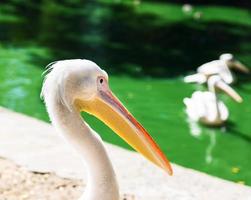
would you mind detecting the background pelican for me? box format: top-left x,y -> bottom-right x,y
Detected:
41,59 -> 172,200
184,53 -> 249,84
184,75 -> 243,126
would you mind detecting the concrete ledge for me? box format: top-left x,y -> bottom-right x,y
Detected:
0,107 -> 250,200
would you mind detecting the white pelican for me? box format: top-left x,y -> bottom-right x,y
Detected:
184,53 -> 249,84
182,4 -> 193,14
184,75 -> 243,126
41,59 -> 172,200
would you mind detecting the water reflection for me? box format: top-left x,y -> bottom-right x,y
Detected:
186,117 -> 201,138
205,129 -> 216,164
186,117 -> 219,164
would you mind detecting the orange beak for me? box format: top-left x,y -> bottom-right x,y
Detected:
75,79 -> 173,175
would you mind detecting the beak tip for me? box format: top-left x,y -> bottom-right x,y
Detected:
236,96 -> 243,103
168,169 -> 173,176
166,169 -> 173,176
163,162 -> 173,176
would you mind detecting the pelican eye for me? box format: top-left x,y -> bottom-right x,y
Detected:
99,78 -> 104,84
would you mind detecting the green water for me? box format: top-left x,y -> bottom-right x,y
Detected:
1,0 -> 251,186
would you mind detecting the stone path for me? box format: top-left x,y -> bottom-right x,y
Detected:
0,107 -> 250,200
0,158 -> 83,200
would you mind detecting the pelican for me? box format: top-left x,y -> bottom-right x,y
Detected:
184,75 -> 243,126
184,53 -> 249,84
41,59 -> 172,200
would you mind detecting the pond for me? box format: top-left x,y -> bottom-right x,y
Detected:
0,0 -> 251,186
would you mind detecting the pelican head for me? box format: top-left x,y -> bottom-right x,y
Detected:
42,59 -> 172,175
207,75 -> 243,103
220,53 -> 249,74
219,53 -> 234,62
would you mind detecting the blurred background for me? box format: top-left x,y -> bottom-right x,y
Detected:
0,0 -> 251,186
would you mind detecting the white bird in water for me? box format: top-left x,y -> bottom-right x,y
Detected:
184,53 -> 249,84
41,59 -> 172,200
184,75 -> 243,126
182,4 -> 193,14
